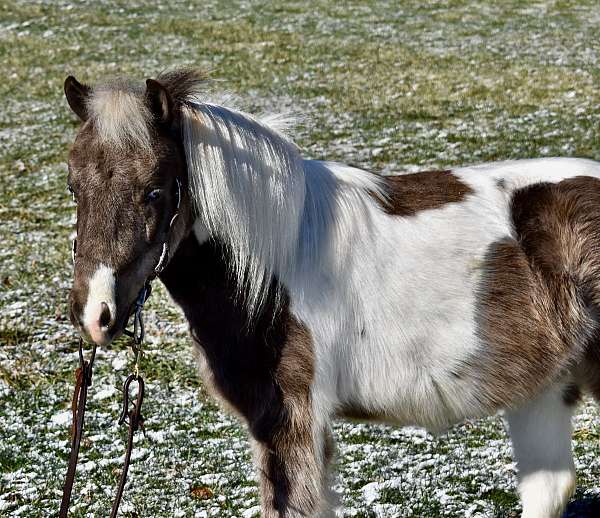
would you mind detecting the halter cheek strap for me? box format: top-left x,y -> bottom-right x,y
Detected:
153,178 -> 181,276
123,177 -> 182,345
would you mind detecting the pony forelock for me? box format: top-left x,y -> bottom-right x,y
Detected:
87,80 -> 153,152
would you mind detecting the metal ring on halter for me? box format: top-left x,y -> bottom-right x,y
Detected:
153,178 -> 181,276
123,282 -> 150,345
168,213 -> 179,229
132,283 -> 149,345
132,304 -> 144,346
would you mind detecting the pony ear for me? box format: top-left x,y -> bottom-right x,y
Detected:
64,76 -> 91,121
145,78 -> 174,127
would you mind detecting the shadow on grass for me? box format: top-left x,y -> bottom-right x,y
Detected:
565,496 -> 600,518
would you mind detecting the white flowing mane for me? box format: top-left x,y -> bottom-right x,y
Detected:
85,76 -> 384,318
181,100 -> 384,317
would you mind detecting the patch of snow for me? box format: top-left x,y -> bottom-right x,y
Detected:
361,481 -> 381,505
50,410 -> 71,427
242,505 -> 261,517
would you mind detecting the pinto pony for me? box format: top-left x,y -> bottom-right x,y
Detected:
64,69 -> 600,518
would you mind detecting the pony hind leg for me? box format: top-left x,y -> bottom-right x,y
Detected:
506,385 -> 576,518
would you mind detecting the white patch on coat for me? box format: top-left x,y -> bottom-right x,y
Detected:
82,264 -> 116,344
182,94 -> 600,432
87,82 -> 153,152
192,219 -> 210,245
294,158 -> 600,431
290,160 -> 501,430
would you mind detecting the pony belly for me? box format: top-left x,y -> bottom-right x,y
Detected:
297,284 -> 488,431
331,334 -> 489,431
293,222 -> 530,429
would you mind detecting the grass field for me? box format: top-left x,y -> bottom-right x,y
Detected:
1,1 -> 600,516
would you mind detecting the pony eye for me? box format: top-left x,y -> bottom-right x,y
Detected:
145,189 -> 162,203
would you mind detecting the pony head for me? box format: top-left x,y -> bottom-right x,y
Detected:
63,71 -> 202,345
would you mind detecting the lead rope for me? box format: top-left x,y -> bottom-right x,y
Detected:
59,339 -> 96,518
59,179 -> 181,517
109,279 -> 150,517
109,369 -> 145,517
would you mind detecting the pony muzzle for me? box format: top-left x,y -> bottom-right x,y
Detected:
76,264 -> 118,346
84,301 -> 114,344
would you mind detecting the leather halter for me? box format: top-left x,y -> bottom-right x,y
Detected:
59,177 -> 182,517
123,177 -> 182,344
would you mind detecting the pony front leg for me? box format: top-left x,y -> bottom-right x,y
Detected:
251,422 -> 335,517
506,385 -> 576,518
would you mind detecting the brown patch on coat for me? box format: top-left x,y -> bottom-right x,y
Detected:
587,331 -> 600,401
585,358 -> 600,403
375,170 -> 473,216
574,331 -> 600,403
475,177 -> 600,410
161,235 -> 325,516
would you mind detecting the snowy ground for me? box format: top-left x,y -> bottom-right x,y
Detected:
1,1 -> 599,516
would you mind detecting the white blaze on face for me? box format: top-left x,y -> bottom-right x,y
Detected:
82,264 -> 116,345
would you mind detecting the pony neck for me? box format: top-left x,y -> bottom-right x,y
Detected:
181,101 -> 382,318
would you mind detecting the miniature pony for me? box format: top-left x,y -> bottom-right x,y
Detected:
64,69 -> 600,517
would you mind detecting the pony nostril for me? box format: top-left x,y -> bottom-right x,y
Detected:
99,302 -> 112,329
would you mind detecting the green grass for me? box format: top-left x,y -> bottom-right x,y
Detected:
1,0 -> 600,516
483,488 -> 520,512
